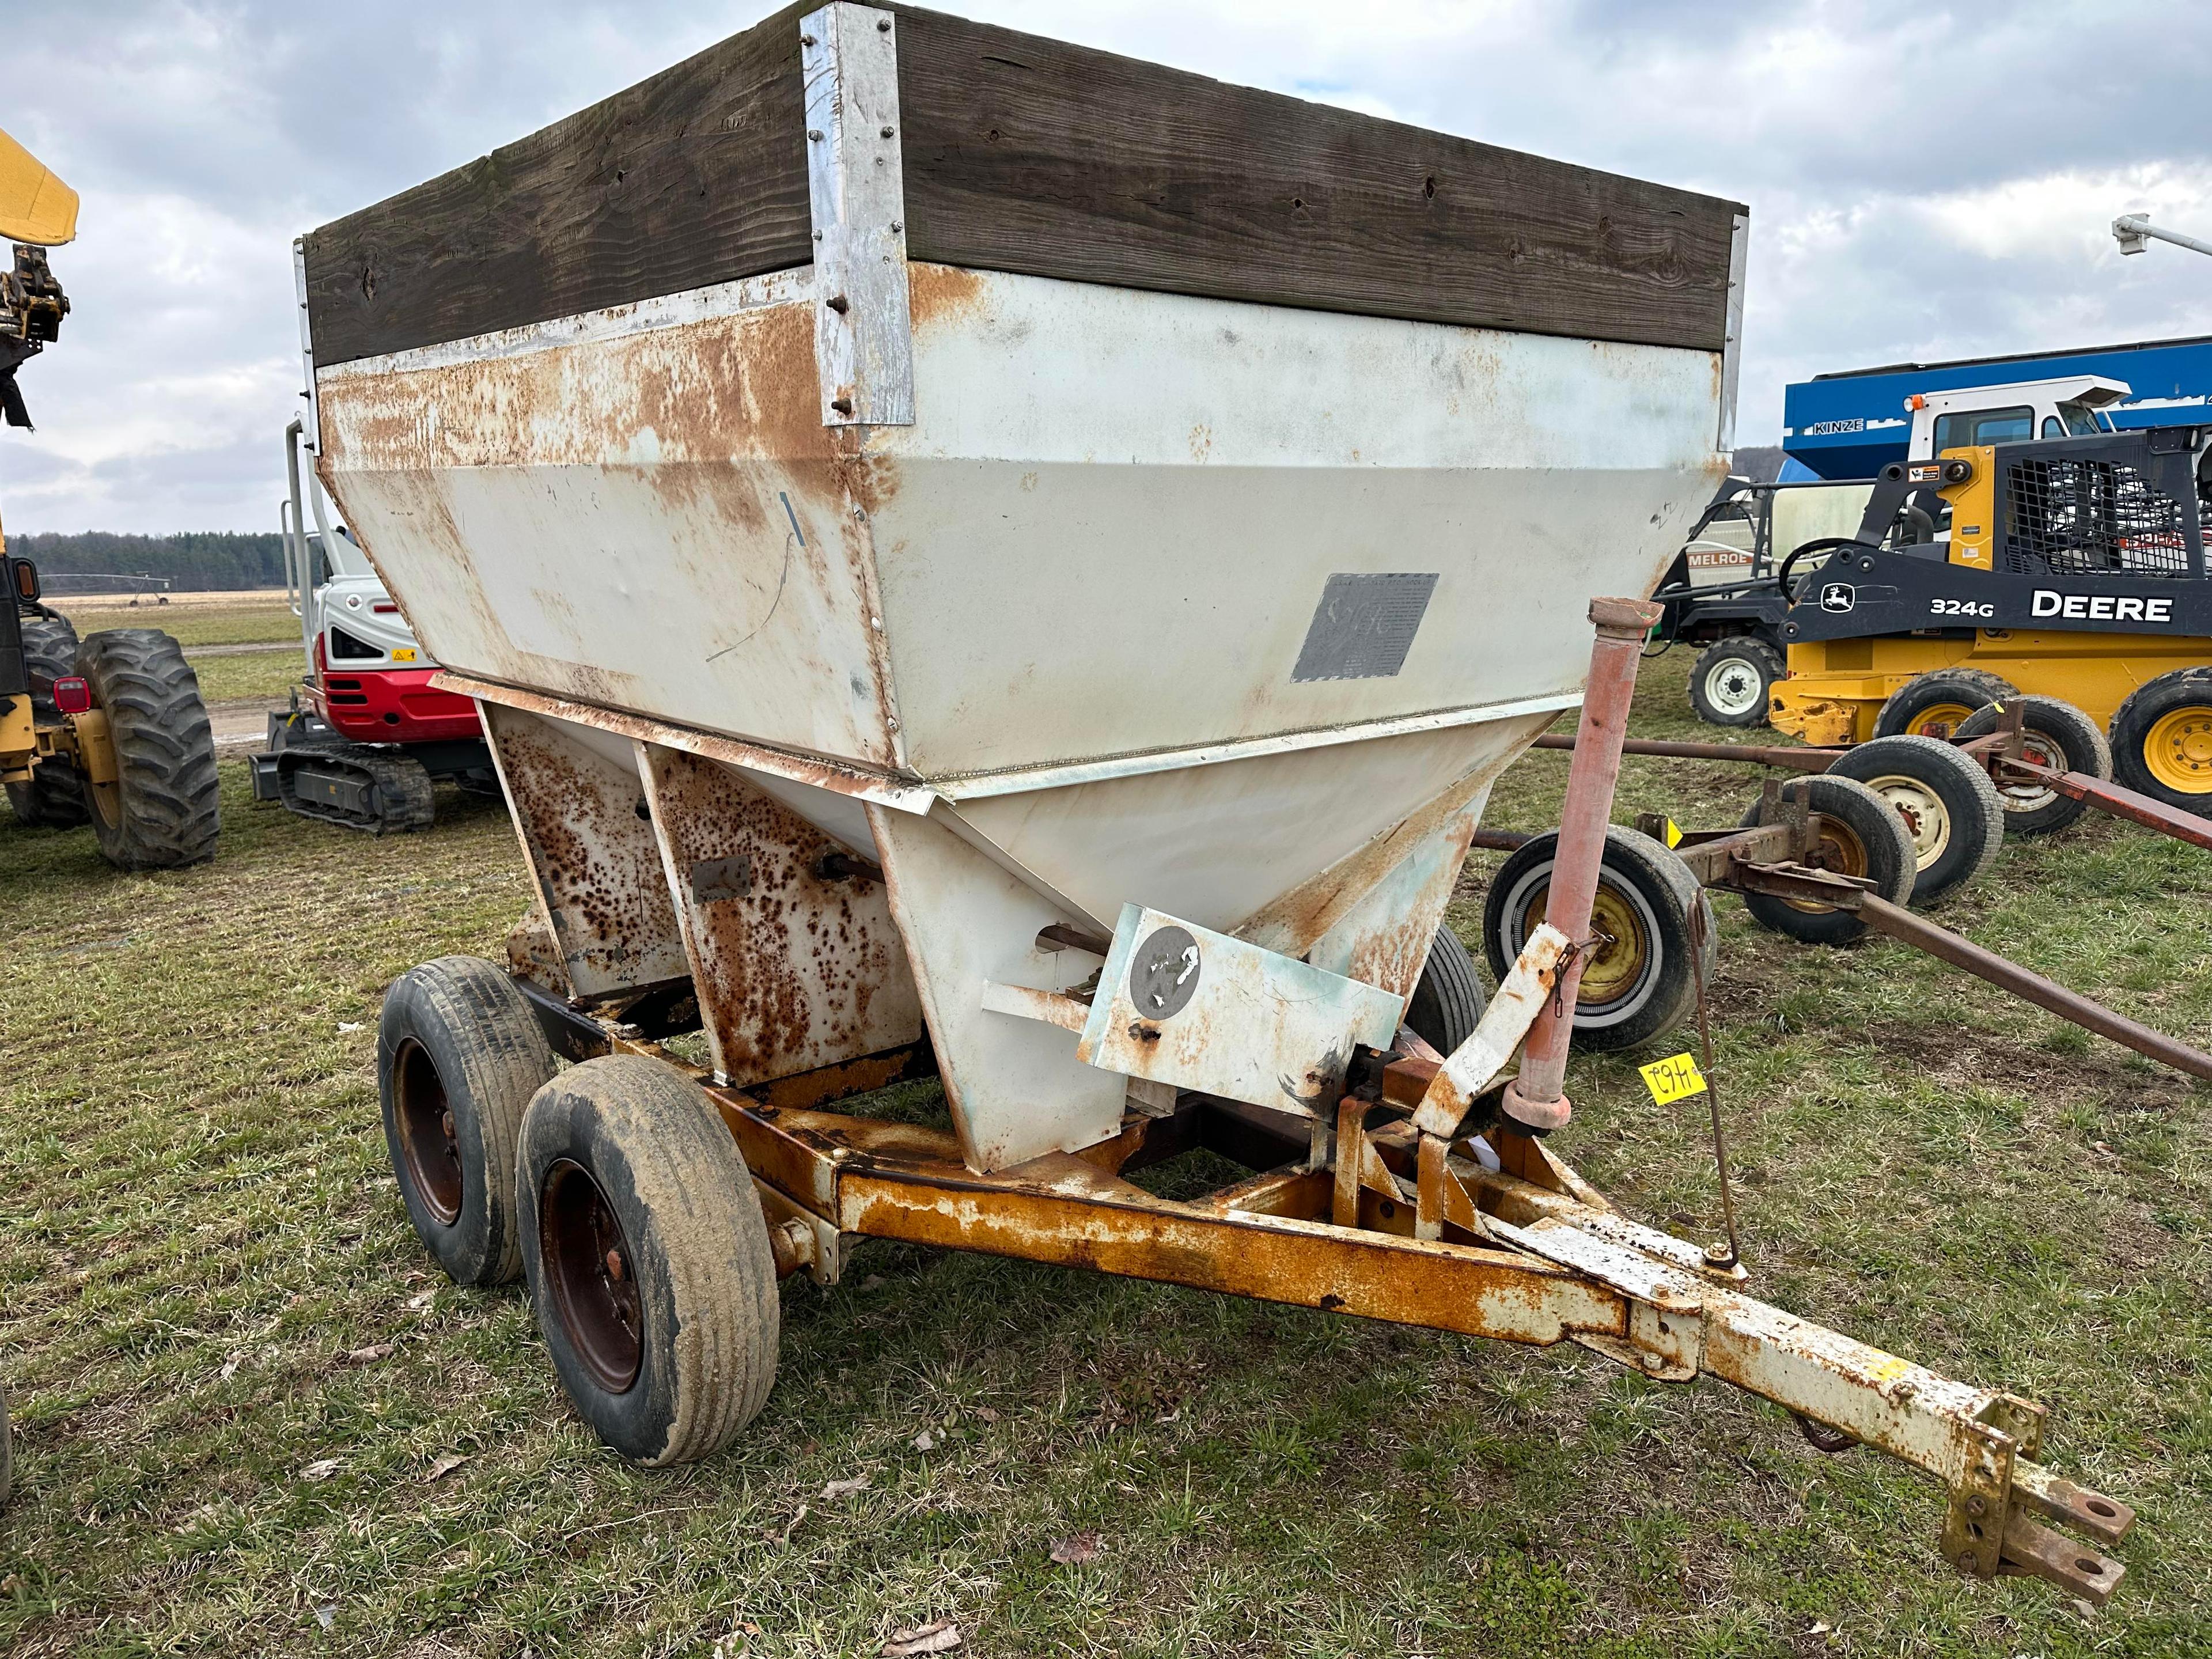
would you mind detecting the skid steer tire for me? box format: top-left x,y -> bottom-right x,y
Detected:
2105,671 -> 2212,820
1871,669 -> 2014,741
5,615 -> 88,827
1954,695 -> 2111,837
1483,826 -> 1714,1052
1688,635 -> 1783,728
76,629 -> 218,869
1827,733 -> 2003,904
518,1056 -> 781,1467
1404,928 -> 1487,1055
379,956 -> 559,1287
1736,774 -> 1915,946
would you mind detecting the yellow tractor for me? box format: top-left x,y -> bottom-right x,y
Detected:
1768,422 -> 2212,831
0,127 -> 218,868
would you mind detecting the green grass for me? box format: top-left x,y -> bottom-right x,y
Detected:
2,650 -> 2210,1656
54,600 -> 299,650
184,649 -> 305,706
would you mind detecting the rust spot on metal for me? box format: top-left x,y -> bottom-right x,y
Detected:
904,262 -> 989,330
642,745 -> 923,1088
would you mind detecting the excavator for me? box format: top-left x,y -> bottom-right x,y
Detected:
0,127 -> 218,869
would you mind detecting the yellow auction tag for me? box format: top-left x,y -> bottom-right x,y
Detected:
1662,816 -> 1683,849
391,647 -> 418,661
1639,1051 -> 1707,1105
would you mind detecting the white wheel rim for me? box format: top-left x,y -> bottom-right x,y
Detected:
1703,657 -> 1766,717
1863,774 -> 1950,868
1993,734 -> 2062,812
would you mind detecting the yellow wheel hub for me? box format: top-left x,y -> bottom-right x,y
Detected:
1906,702 -> 1977,740
2144,706 -> 2212,794
1521,880 -> 1650,1007
1785,816 -> 1868,912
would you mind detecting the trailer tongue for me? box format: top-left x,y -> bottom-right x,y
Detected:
304,1 -> 2135,1602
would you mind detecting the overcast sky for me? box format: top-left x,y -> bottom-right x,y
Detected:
2,0 -> 2207,533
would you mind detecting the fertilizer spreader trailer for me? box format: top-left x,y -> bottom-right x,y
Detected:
302,3 -> 2137,1604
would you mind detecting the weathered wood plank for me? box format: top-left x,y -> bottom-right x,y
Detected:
892,8 -> 1739,351
302,1 -> 815,366
303,2 -> 1743,365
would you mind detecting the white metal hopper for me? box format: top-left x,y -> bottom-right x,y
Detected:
303,1 -> 1745,1172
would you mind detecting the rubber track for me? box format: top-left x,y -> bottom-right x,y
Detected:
78,629 -> 219,868
278,743 -> 435,834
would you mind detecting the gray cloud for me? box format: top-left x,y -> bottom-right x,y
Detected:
2,0 -> 2207,532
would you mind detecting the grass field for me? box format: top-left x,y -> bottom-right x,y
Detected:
2,652 -> 2209,1657
48,597 -> 302,706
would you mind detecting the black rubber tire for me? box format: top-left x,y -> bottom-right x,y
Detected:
1482,825 -> 1715,1052
2108,669 -> 2212,821
378,955 -> 559,1287
1404,927 -> 1487,1054
517,1055 -> 781,1467
75,629 -> 219,869
5,615 -> 89,827
1688,635 -> 1783,728
1954,695 -> 2112,836
1736,774 -> 1915,945
1826,733 -> 2004,904
1871,669 -> 2015,740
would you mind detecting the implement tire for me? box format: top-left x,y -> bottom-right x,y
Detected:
1737,774 -> 1915,945
76,629 -> 219,868
379,956 -> 559,1287
1404,928 -> 1487,1054
1483,825 -> 1713,1052
1955,695 -> 2111,836
1688,635 -> 1783,728
1827,733 -> 2004,904
5,615 -> 89,827
2108,669 -> 2212,821
518,1056 -> 782,1467
1872,669 -> 2014,741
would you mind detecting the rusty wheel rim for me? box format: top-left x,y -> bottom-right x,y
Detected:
1993,732 -> 2065,812
392,1036 -> 463,1226
1783,814 -> 1869,913
1905,701 -> 1978,740
541,1158 -> 643,1394
1515,877 -> 1655,1017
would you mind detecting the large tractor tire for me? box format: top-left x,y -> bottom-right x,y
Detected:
1687,635 -> 1783,728
1482,825 -> 1714,1052
1825,733 -> 2004,904
76,629 -> 219,869
1954,695 -> 2111,837
518,1056 -> 782,1466
2109,669 -> 2212,821
5,613 -> 89,827
1872,669 -> 2014,741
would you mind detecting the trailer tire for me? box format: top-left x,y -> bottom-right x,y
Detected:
1826,733 -> 2004,904
5,615 -> 88,827
1871,669 -> 2013,741
1482,826 -> 1714,1052
1955,695 -> 2111,836
1736,774 -> 1915,945
378,955 -> 558,1287
1404,928 -> 1487,1054
75,629 -> 219,868
518,1056 -> 780,1467
1688,636 -> 1783,727
2107,670 -> 2212,820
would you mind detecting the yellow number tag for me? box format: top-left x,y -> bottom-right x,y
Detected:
390,647 -> 418,662
1638,1052 -> 1707,1105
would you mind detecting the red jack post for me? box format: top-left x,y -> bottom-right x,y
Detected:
1501,596 -> 1662,1132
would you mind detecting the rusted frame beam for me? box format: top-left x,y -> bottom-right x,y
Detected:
1534,730 -> 1836,772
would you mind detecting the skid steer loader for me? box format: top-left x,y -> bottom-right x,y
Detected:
1,127 -> 218,868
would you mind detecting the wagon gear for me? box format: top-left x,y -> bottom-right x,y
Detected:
338,3 -> 2131,1603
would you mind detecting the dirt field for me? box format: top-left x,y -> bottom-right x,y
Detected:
1,654 -> 2207,1657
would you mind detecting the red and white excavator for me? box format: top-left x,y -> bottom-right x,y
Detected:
249,420 -> 495,831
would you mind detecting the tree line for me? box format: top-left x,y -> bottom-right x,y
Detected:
7,530 -> 287,593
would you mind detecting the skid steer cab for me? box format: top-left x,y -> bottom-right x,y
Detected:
1769,418 -> 2212,818
249,421 -> 497,832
